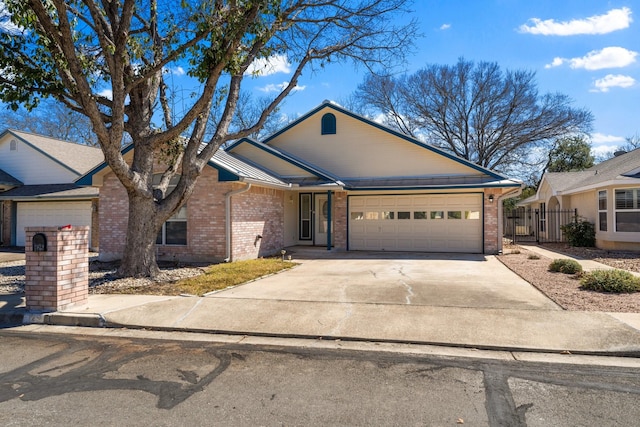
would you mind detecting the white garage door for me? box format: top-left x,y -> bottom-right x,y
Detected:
349,194 -> 483,253
16,201 -> 92,247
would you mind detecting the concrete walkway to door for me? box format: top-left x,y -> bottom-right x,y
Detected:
215,250 -> 561,311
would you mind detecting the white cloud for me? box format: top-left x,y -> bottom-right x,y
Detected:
545,57 -> 566,69
545,47 -> 638,70
591,132 -> 626,144
440,23 -> 451,30
258,81 -> 305,93
246,54 -> 291,76
520,7 -> 632,36
591,74 -> 636,92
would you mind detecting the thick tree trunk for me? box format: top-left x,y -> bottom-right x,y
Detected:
117,194 -> 162,278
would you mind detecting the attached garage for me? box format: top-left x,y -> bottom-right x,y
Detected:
16,201 -> 92,247
348,194 -> 483,253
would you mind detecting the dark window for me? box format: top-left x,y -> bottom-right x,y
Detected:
299,193 -> 312,240
321,113 -> 336,135
398,211 -> 411,219
153,174 -> 187,245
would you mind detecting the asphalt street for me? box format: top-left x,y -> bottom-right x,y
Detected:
1,328 -> 639,426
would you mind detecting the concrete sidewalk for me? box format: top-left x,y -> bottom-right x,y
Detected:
2,293 -> 639,356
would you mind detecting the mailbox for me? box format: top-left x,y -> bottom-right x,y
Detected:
32,233 -> 47,252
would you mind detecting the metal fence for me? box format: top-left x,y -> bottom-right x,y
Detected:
503,208 -> 577,244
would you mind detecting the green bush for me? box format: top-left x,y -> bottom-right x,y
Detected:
580,269 -> 640,293
549,259 -> 583,275
528,254 -> 540,260
561,217 -> 595,247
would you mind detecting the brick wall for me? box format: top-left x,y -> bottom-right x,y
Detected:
484,190 -> 500,254
231,185 -> 284,260
98,172 -> 129,261
98,165 -> 286,263
24,226 -> 89,312
332,191 -> 347,250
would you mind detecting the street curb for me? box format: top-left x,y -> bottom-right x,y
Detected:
100,319 -> 640,358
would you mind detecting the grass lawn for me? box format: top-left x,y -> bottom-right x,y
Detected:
177,257 -> 297,296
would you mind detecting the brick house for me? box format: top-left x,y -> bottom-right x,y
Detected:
79,101 -> 522,263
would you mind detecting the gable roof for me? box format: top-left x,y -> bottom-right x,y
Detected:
520,148 -> 640,206
1,129 -> 104,176
77,101 -> 522,191
262,101 -> 515,183
544,148 -> 640,195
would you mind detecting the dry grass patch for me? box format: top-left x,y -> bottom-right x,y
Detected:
176,258 -> 297,296
89,257 -> 297,296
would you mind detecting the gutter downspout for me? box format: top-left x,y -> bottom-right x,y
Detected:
225,183 -> 252,262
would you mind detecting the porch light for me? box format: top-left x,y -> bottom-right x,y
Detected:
488,194 -> 494,203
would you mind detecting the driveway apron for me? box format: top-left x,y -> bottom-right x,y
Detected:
210,252 -> 560,311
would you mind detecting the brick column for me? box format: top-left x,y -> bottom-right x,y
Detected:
24,226 -> 89,312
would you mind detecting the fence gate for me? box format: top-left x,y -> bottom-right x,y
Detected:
503,208 -> 577,244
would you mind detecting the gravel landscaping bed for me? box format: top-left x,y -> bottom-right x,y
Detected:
498,245 -> 640,313
0,260 -> 205,295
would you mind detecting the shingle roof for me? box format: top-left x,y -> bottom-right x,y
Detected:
0,169 -> 23,186
543,148 -> 640,194
567,147 -> 640,190
0,183 -> 98,200
7,129 -> 104,175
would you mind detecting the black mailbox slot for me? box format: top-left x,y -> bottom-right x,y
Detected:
33,233 -> 47,252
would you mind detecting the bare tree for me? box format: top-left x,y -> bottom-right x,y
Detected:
354,58 -> 593,177
0,100 -> 98,145
0,0 -> 416,277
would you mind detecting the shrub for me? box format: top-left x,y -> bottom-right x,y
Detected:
549,259 -> 583,275
561,217 -> 595,247
580,269 -> 640,293
528,254 -> 540,260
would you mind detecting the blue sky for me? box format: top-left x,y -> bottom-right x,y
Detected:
238,1 -> 639,155
1,1 -> 637,155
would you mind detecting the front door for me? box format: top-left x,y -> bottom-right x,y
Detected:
314,194 -> 334,246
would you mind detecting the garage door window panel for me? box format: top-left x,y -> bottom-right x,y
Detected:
414,211 -> 427,219
448,211 -> 462,220
398,211 -> 411,219
431,211 -> 444,220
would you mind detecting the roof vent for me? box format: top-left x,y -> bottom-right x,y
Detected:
614,150 -> 627,157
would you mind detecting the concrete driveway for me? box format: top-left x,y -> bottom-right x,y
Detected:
211,250 -> 560,311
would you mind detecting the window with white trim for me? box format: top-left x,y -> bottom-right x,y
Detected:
153,175 -> 187,245
615,188 -> 640,232
598,190 -> 607,232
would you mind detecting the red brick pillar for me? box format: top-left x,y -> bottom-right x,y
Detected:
24,226 -> 89,312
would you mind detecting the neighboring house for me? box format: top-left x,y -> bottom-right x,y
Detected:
79,101 -> 522,263
0,129 -> 104,249
518,148 -> 640,251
